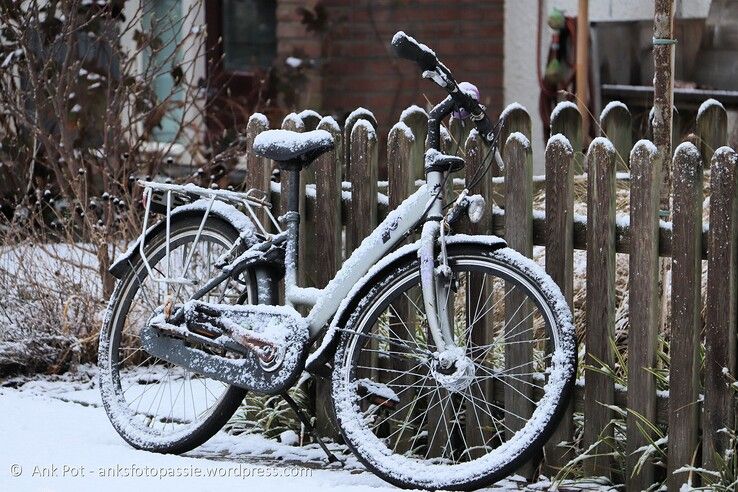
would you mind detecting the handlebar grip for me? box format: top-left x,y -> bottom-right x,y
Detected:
391,31 -> 437,71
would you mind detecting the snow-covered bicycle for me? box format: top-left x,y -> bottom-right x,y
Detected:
98,31 -> 576,490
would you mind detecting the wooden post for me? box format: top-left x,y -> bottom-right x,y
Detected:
244,113 -> 271,223
653,0 -> 676,213
299,111 -> 322,288
385,121 -> 416,452
696,98 -> 728,167
626,140 -> 661,489
503,131 -> 534,476
543,134 -> 575,471
703,146 -> 738,469
463,129 -> 496,458
399,105 -> 428,182
344,108 -> 377,178
313,116 -> 343,439
584,137 -> 616,478
599,102 -> 632,171
499,103 -> 532,158
551,101 -> 583,173
576,0 -> 590,138
347,119 -> 378,253
667,142 -> 703,491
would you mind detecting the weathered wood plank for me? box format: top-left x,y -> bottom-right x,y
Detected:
347,119 -> 378,253
313,116 -> 342,439
543,134 -> 576,471
344,108 -> 377,178
703,146 -> 738,469
499,103 -> 532,160
503,131 -> 535,476
400,105 -> 428,182
550,101 -> 583,173
244,113 -> 271,225
667,142 -> 703,491
463,129 -> 496,458
626,140 -> 661,489
695,98 -> 727,166
599,102 -> 632,171
583,137 -> 617,478
386,120 -> 417,453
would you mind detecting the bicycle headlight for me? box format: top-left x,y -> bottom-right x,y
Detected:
467,194 -> 485,223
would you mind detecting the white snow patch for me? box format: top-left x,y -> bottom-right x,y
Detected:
588,136 -> 616,154
599,100 -> 628,122
551,101 -> 578,122
697,98 -> 724,119
399,104 -> 427,122
547,133 -> 573,155
350,119 -> 376,140
500,102 -> 528,122
318,116 -> 341,133
248,112 -> 269,129
506,131 -> 530,148
390,121 -> 414,141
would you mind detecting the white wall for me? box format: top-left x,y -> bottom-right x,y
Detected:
503,0 -> 712,173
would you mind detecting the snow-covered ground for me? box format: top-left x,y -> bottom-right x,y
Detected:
0,368 -> 612,491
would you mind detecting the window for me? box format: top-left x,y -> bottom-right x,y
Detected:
221,0 -> 277,72
144,0 -> 184,143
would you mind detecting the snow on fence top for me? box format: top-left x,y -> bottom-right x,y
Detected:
600,100 -> 628,121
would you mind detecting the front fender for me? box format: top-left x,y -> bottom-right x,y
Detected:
304,233 -> 507,373
109,199 -> 259,279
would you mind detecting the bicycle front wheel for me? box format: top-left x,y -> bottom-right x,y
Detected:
331,244 -> 576,490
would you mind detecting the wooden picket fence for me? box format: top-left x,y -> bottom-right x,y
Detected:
241,99 -> 737,490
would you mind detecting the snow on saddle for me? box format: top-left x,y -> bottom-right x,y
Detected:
252,129 -> 334,168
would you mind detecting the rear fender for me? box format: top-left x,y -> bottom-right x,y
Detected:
109,199 -> 259,279
304,233 -> 507,373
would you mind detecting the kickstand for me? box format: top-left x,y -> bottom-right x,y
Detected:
280,391 -> 343,466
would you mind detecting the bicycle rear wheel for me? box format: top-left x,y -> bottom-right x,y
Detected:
99,215 -> 256,454
331,244 -> 576,490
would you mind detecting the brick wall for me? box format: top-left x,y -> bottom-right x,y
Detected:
276,0 -> 505,132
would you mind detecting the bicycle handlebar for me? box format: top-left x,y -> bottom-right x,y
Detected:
391,31 -> 496,144
391,31 -> 438,72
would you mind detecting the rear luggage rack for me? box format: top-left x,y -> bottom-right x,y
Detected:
136,180 -> 281,286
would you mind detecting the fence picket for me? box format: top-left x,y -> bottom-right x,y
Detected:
244,113 -> 270,224
667,142 -> 703,491
385,121 -> 416,452
400,105 -> 428,181
503,131 -> 534,476
696,99 -> 727,166
599,102 -> 632,171
551,101 -> 583,173
543,134 -> 575,471
499,103 -> 532,159
584,137 -> 617,478
626,140 -> 661,489
313,116 -> 343,439
703,146 -> 738,469
348,119 -> 378,253
344,108 -> 377,178
463,129 -> 495,458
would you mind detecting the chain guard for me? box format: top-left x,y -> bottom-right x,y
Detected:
139,301 -> 309,395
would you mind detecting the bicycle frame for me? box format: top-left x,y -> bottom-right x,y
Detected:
127,95 -> 462,359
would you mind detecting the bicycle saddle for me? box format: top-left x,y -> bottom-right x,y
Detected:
253,129 -> 335,169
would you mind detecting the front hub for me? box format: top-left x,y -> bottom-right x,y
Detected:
431,348 -> 476,393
